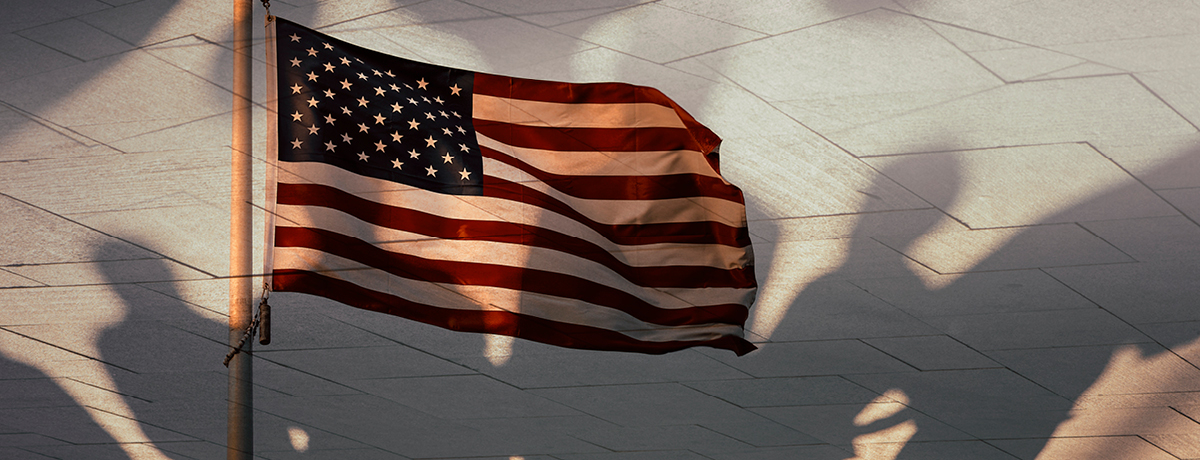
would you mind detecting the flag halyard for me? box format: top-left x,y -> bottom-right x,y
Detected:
268,17 -> 758,356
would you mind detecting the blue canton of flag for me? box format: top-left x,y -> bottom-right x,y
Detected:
276,20 -> 482,195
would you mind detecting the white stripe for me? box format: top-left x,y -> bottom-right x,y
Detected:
277,161 -> 753,269
276,205 -> 755,307
472,94 -> 687,129
275,247 -> 747,343
484,157 -> 746,227
476,133 -> 722,179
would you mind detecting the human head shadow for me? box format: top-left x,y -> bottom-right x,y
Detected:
90,238 -> 236,459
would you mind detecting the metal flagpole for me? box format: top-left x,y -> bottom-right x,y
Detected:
229,0 -> 254,457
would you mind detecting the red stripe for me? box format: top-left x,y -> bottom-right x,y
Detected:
481,176 -> 750,248
276,226 -> 751,327
279,182 -> 750,248
273,269 -> 757,356
473,73 -> 722,170
480,146 -> 745,204
473,120 -> 704,153
277,183 -> 756,290
475,73 -> 675,105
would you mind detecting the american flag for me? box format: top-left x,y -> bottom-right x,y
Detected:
266,17 -> 758,355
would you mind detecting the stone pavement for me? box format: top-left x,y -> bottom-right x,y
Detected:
2,1 -> 1199,459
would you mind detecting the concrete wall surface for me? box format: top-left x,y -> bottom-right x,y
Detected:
1,1 -> 1198,459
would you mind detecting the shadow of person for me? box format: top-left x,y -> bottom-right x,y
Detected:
962,142 -> 1200,459
87,239 -> 233,459
0,341 -> 124,458
759,142 -> 1200,459
758,153 -> 1032,458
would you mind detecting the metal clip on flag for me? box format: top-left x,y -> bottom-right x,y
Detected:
264,17 -> 758,356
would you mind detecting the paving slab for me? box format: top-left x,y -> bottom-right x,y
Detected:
0,283 -> 184,326
757,208 -> 954,244
1162,187 -> 1200,222
897,0 -> 1200,46
753,402 -> 974,446
852,269 -> 1095,317
0,33 -> 79,84
552,3 -> 766,64
695,9 -> 999,104
77,0 -> 233,46
258,345 -> 473,381
1051,34 -> 1200,73
750,279 -> 940,342
723,132 -> 930,221
989,344 -> 1200,399
1080,216 -> 1200,263
259,447 -> 413,460
863,335 -> 998,371
452,347 -> 747,389
1137,68 -> 1200,129
458,0 -> 656,28
699,339 -> 915,378
0,150 -> 230,216
22,443 -> 186,460
828,76 -> 1196,156
7,320 -> 228,374
0,104 -> 113,162
0,434 -> 64,448
1047,259 -> 1200,324
254,394 -> 482,457
0,0 -> 112,34
705,445 -> 853,460
6,257 -> 206,286
1137,322 -> 1200,366
569,424 -> 753,454
0,269 -> 41,288
871,440 -> 1020,460
1048,406 -> 1200,438
1141,433 -> 1200,460
356,15 -> 589,77
531,383 -> 763,427
683,375 -> 879,408
1091,133 -> 1200,190
925,308 -> 1149,351
355,374 -> 579,419
863,143 -> 1178,229
919,20 -> 1028,52
700,419 -> 824,447
556,451 -> 715,460
876,224 -> 1133,274
0,194 -> 157,266
846,369 -> 1073,439
967,46 -> 1085,82
662,0 -> 894,35
0,50 -> 229,146
991,436 -> 1178,460
16,18 -> 133,62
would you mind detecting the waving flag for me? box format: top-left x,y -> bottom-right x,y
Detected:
266,17 -> 757,355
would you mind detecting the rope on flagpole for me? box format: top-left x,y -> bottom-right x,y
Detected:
223,287 -> 271,367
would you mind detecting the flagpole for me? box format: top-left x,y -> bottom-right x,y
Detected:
228,0 -> 254,458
